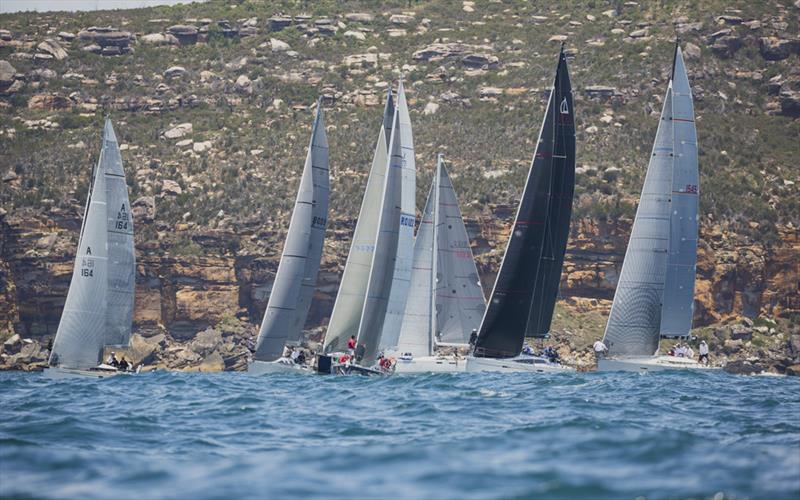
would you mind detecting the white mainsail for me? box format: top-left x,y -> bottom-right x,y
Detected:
357,81 -> 416,365
254,103 -> 329,361
603,46 -> 698,356
376,81 -> 416,352
660,46 -> 698,337
102,119 -> 135,347
395,156 -> 486,357
323,90 -> 394,353
50,126 -> 111,369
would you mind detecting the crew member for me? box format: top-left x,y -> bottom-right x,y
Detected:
698,340 -> 709,364
593,340 -> 608,362
347,335 -> 357,356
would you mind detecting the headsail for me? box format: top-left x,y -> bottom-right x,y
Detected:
474,47 -> 575,358
660,45 -> 698,338
102,118 -> 135,347
435,160 -> 486,344
376,81 -> 416,353
50,128 -> 110,369
323,90 -> 394,353
254,102 -> 329,361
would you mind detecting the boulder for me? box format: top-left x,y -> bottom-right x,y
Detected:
345,13 -> 374,23
786,364 -> 800,376
2,334 -> 21,355
37,39 -> 68,60
27,93 -> 71,111
423,101 -> 439,115
0,60 -> 16,88
164,66 -> 186,79
779,90 -> 800,117
0,29 -> 11,41
730,324 -> 753,340
270,38 -> 290,52
413,42 -> 494,63
140,33 -> 179,46
166,25 -> 198,45
190,350 -> 225,372
191,328 -> 223,356
723,338 -> 743,354
83,44 -> 102,54
235,74 -> 253,94
462,53 -> 498,69
268,16 -> 292,32
759,37 -> 800,61
132,196 -> 155,221
389,14 -> 415,25
710,34 -> 743,58
93,31 -> 132,48
724,360 -> 764,375
342,53 -> 377,68
126,334 -> 158,365
344,30 -> 366,41
683,42 -> 701,60
58,32 -> 76,41
193,140 -> 213,153
163,122 -> 192,139
161,179 -> 183,196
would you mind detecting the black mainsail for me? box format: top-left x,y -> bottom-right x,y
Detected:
474,46 -> 575,358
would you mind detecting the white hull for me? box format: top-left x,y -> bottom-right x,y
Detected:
247,359 -> 313,375
43,366 -> 130,379
465,355 -> 575,373
597,355 -> 719,372
394,355 -> 466,374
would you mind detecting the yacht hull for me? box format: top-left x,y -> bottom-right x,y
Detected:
394,355 -> 466,374
43,366 -> 129,379
247,360 -> 313,375
465,356 -> 575,373
597,356 -> 719,372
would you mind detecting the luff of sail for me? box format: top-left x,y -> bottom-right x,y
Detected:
254,103 -> 329,361
435,161 -> 486,344
102,118 -> 135,347
50,128 -> 110,369
474,47 -> 575,358
602,85 -> 675,357
660,45 -> 698,338
376,81 -> 416,353
323,90 -> 394,353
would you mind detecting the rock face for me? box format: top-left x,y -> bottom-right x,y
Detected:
759,37 -> 800,61
166,25 -> 198,45
140,33 -> 179,46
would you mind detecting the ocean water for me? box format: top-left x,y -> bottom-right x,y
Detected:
1,371 -> 798,499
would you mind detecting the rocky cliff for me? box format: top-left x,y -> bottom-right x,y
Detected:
0,0 -> 798,371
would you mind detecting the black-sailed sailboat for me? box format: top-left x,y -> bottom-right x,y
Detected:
466,46 -> 576,373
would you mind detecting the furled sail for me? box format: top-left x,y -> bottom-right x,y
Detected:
254,102 -> 329,361
376,81 -> 416,352
660,46 -> 698,338
102,118 -> 135,347
357,81 -> 416,365
323,90 -> 394,353
474,46 -> 575,358
50,128 -> 110,369
435,160 -> 486,344
394,155 -> 486,357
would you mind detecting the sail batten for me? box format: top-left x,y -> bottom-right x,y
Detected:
254,103 -> 329,361
474,48 -> 575,359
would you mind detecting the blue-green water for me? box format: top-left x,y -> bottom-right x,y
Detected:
1,371 -> 798,499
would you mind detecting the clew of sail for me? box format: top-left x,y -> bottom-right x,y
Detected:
474,47 -> 575,359
255,102 -> 329,361
323,90 -> 394,353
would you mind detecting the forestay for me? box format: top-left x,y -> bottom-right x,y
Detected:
255,103 -> 329,361
323,90 -> 394,353
102,119 -> 135,347
474,47 -> 575,359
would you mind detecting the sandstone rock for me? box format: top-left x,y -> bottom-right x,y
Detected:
126,333 -> 158,365
779,90 -> 800,117
786,364 -> 800,376
166,25 -> 198,45
413,43 -> 493,63
193,140 -> 213,153
83,44 -> 101,54
730,324 -> 753,340
342,53 -> 377,68
759,37 -> 800,61
710,34 -> 742,58
140,33 -> 179,46
2,334 -> 21,355
270,38 -> 290,52
35,233 -> 58,250
132,196 -> 155,221
548,35 -> 568,42
724,359 -> 763,375
37,39 -> 68,60
161,179 -> 183,196
684,42 -> 701,60
88,30 -> 132,48
191,328 -> 223,356
268,16 -> 292,32
29,68 -> 56,80
0,30 -> 11,41
164,66 -> 186,79
0,60 -> 16,89
345,13 -> 374,23
344,30 -> 366,41
628,28 -> 649,38
723,338 -> 743,354
190,350 -> 225,372
163,123 -> 192,139
462,53 -> 498,69
423,101 -> 439,115
27,93 -> 71,111
479,86 -> 503,98
389,14 -> 415,25
235,74 -> 253,94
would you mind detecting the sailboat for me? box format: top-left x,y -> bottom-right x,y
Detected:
465,46 -> 576,373
318,82 -> 416,375
44,118 -> 136,379
597,45 -> 714,372
248,101 -> 329,375
393,155 -> 487,374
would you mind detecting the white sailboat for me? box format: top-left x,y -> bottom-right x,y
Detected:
597,46 -> 715,373
393,155 -> 486,374
44,118 -> 136,379
466,47 -> 576,374
248,101 -> 329,375
319,82 -> 416,375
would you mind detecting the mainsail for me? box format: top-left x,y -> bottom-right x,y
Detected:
395,155 -> 486,357
254,102 -> 329,361
102,119 -> 135,347
603,45 -> 698,355
474,46 -> 575,358
323,90 -> 394,353
50,124 -> 112,369
357,81 -> 416,365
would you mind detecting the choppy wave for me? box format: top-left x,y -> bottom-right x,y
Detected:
1,371 -> 798,499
